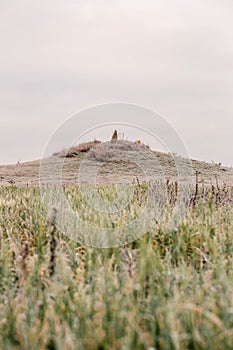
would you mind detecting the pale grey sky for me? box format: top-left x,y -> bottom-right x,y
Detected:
0,0 -> 233,165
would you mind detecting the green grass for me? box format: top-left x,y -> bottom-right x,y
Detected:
0,184 -> 233,349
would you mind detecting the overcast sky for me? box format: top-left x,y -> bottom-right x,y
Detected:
0,0 -> 233,165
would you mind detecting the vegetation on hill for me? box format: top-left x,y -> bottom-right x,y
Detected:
53,140 -> 102,158
53,138 -> 150,160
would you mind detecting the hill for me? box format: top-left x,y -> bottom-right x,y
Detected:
0,139 -> 232,186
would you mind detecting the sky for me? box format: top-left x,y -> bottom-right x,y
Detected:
0,0 -> 233,166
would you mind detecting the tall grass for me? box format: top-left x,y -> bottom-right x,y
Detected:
0,183 -> 233,349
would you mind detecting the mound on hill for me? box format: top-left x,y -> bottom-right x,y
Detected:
54,134 -> 150,160
53,140 -> 102,157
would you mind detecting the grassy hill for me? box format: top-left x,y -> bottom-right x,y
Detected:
0,139 -> 232,186
0,140 -> 233,349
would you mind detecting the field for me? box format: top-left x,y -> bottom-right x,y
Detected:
0,179 -> 233,350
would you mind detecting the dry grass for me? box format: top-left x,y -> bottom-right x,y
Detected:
53,140 -> 102,157
88,139 -> 150,162
0,182 -> 233,349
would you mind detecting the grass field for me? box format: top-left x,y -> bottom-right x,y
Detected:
0,182 -> 233,350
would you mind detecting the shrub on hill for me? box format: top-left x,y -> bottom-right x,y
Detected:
53,140 -> 101,157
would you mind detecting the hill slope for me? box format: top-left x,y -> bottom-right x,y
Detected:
0,143 -> 232,186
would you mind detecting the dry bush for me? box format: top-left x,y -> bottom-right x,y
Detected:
88,139 -> 150,162
54,140 -> 101,157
